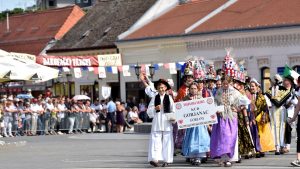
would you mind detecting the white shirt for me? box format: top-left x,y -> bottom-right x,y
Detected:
148,93 -> 175,132
57,103 -> 67,118
46,103 -> 54,112
128,111 -> 139,121
145,81 -> 157,98
31,104 -> 43,117
91,104 -> 103,111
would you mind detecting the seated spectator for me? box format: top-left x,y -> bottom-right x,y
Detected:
138,99 -> 148,122
127,106 -> 142,125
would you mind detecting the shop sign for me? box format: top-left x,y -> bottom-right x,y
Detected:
36,55 -> 99,67
98,54 -> 122,67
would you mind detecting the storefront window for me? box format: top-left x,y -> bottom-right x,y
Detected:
54,82 -> 74,98
261,67 -> 271,93
80,85 -> 93,97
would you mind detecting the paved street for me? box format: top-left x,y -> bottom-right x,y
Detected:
0,133 -> 298,169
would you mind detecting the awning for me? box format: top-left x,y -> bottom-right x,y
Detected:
0,49 -> 59,82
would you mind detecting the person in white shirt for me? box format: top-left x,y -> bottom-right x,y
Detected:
91,99 -> 103,113
289,76 -> 300,167
57,98 -> 68,135
147,79 -> 175,167
3,98 -> 18,137
128,106 -> 142,124
30,99 -> 44,136
282,78 -> 298,153
45,99 -> 55,135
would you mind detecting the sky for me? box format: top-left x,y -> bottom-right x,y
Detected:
0,0 -> 36,12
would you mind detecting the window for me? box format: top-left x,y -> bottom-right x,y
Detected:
83,0 -> 89,3
293,65 -> 300,74
76,0 -> 81,3
48,0 -> 56,7
261,67 -> 271,93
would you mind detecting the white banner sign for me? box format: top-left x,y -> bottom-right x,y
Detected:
175,97 -> 218,129
102,86 -> 111,99
98,54 -> 122,67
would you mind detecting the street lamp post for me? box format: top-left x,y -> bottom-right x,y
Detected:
134,63 -> 156,80
134,63 -> 141,79
149,64 -> 155,80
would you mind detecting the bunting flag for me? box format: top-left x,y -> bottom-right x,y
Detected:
98,67 -> 106,78
164,63 -> 170,69
63,67 -> 70,72
141,64 -> 146,73
158,63 -> 164,67
154,64 -> 159,70
74,67 -> 82,78
88,67 -> 94,71
93,67 -> 99,74
106,66 -> 112,73
112,66 -> 118,74
176,63 -> 182,70
178,62 -> 185,65
122,65 -> 131,76
118,66 -> 123,72
81,66 -> 89,71
145,64 -> 150,76
169,62 -> 177,74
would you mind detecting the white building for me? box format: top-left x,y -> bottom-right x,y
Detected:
116,0 -> 300,98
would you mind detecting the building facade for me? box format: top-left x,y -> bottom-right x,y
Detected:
116,0 -> 300,96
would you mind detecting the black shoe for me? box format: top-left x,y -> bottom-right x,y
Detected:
260,152 -> 265,157
201,158 -> 207,163
149,161 -> 160,167
186,158 -> 190,162
192,159 -> 201,166
245,155 -> 250,159
173,153 -> 177,156
162,162 -> 169,167
275,151 -> 281,155
236,157 -> 242,163
256,153 -> 261,158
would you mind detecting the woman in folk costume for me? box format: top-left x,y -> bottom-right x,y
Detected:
210,52 -> 249,167
211,76 -> 244,167
233,62 -> 255,160
147,79 -> 176,167
181,61 -> 211,166
233,79 -> 255,160
249,79 -> 275,155
173,61 -> 194,153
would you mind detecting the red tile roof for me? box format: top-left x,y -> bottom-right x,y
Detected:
125,0 -> 227,40
191,0 -> 300,33
124,0 -> 300,41
0,5 -> 84,55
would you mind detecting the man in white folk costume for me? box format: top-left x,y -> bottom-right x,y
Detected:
147,79 -> 176,167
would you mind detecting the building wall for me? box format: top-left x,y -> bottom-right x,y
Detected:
117,27 -> 300,95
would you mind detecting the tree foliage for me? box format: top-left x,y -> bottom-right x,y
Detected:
0,8 -> 34,21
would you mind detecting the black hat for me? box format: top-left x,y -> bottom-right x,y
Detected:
154,79 -> 171,90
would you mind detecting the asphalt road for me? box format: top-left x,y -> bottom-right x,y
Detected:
0,133 -> 298,169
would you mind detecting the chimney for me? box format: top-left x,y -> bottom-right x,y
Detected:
6,12 -> 9,32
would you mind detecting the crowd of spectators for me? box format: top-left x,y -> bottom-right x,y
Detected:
0,94 -> 150,137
